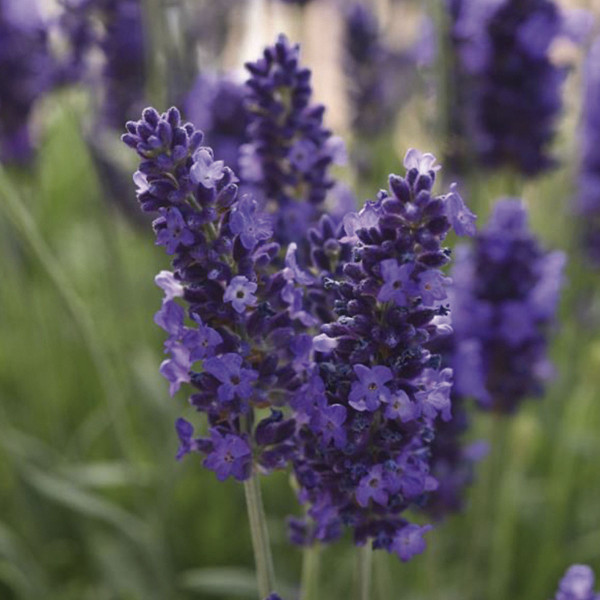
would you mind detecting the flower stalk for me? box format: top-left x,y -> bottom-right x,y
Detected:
300,543 -> 321,600
357,543 -> 373,600
244,472 -> 276,599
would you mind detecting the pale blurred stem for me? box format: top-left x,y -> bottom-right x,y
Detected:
463,414 -> 508,599
244,473 -> 276,599
357,543 -> 373,600
300,543 -> 321,600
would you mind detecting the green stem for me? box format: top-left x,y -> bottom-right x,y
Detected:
357,543 -> 373,600
300,543 -> 321,600
244,473 -> 276,599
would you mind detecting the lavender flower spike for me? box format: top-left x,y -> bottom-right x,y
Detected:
554,565 -> 600,600
0,0 -> 53,163
242,34 -> 341,244
451,198 -> 565,413
123,106 -> 312,482
448,0 -> 567,175
289,148 -> 477,561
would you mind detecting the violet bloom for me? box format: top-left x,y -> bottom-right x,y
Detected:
223,276 -> 258,313
230,195 -> 273,250
378,260 -> 415,305
204,429 -> 252,482
289,149 -> 477,560
156,207 -> 195,254
190,147 -> 225,189
390,524 -> 432,562
554,565 -> 600,600
447,0 -> 567,176
356,465 -> 389,507
310,403 -> 347,448
203,353 -> 258,403
243,34 -> 340,243
451,198 -> 565,413
348,365 -> 393,412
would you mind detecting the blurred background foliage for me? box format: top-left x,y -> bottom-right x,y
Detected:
0,0 -> 599,599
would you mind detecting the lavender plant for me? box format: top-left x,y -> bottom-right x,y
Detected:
446,0 -> 566,176
241,34 -> 342,245
59,0 -> 146,128
342,2 -> 418,182
451,199 -> 565,413
553,565 -> 600,600
287,150 -> 476,560
343,3 -> 409,140
0,0 -> 53,163
122,105 -> 318,596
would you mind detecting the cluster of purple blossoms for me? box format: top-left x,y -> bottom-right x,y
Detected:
343,3 -> 413,141
59,0 -> 146,128
184,74 -> 248,174
451,199 -> 565,413
241,34 -> 343,244
100,0 -> 146,127
122,106 -> 319,481
448,0 -> 566,176
0,0 -> 53,163
288,149 -> 477,559
554,565 -> 600,600
576,38 -> 600,265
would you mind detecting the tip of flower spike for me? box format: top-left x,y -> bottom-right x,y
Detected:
404,149 -> 441,175
142,107 -> 160,126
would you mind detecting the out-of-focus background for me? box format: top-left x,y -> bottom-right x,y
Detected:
0,0 -> 599,598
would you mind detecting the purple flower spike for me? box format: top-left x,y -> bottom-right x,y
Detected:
349,364 -> 393,411
447,0 -> 568,175
224,276 -> 258,313
554,565 -> 600,600
124,104 -> 313,481
391,524 -> 432,562
204,429 -> 252,482
289,149 -> 475,559
451,198 -> 564,413
243,34 -> 339,243
203,353 -> 258,403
